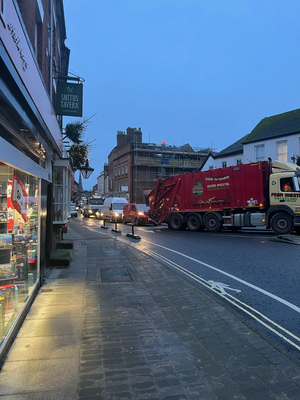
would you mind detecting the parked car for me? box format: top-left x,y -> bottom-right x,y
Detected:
122,203 -> 150,225
70,205 -> 78,218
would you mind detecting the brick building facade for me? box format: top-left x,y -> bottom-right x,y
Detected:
15,0 -> 69,106
107,127 -> 211,203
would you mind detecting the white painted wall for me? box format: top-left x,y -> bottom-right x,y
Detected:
214,154 -> 243,169
201,155 -> 216,171
97,171 -> 109,196
201,153 -> 243,170
243,134 -> 300,164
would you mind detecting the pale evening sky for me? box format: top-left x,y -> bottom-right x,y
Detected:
63,0 -> 300,189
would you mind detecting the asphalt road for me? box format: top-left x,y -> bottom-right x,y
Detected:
75,214 -> 300,359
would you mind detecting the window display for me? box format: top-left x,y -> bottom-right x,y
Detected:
0,163 -> 39,344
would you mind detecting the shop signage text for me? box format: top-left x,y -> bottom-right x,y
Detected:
56,82 -> 83,117
7,23 -> 28,71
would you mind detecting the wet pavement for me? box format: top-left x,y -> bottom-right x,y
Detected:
0,221 -> 300,399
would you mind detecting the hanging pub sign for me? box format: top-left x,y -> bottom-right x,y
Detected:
56,82 -> 83,117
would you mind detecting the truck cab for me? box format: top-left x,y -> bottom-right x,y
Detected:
82,197 -> 104,218
267,160 -> 300,233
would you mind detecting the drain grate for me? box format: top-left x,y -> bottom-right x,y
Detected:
41,289 -> 53,292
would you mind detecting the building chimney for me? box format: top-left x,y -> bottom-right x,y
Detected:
117,131 -> 127,147
136,129 -> 142,143
126,127 -> 135,142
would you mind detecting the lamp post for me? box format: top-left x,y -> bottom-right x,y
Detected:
78,160 -> 94,179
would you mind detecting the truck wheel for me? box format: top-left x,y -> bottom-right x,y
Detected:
186,213 -> 202,231
123,216 -> 126,224
168,213 -> 184,230
204,213 -> 221,232
271,213 -> 293,235
135,218 -> 139,226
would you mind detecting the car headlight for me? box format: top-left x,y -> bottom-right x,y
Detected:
138,212 -> 144,216
88,209 -> 92,213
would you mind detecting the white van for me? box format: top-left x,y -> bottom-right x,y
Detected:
102,197 -> 128,222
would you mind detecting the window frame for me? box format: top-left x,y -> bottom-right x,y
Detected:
255,144 -> 265,162
277,140 -> 287,162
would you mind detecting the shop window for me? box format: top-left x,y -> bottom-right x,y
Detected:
0,162 -> 40,345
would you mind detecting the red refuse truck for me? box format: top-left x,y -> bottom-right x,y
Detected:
148,159 -> 300,235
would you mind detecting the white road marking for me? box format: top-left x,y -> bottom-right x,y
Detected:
143,240 -> 300,314
208,281 -> 241,295
144,248 -> 300,351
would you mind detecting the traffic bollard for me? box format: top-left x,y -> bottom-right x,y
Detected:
111,216 -> 121,233
101,219 -> 108,229
126,219 -> 141,240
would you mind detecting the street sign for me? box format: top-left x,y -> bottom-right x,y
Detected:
56,82 -> 83,117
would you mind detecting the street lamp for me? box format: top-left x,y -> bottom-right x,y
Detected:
78,160 -> 94,179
